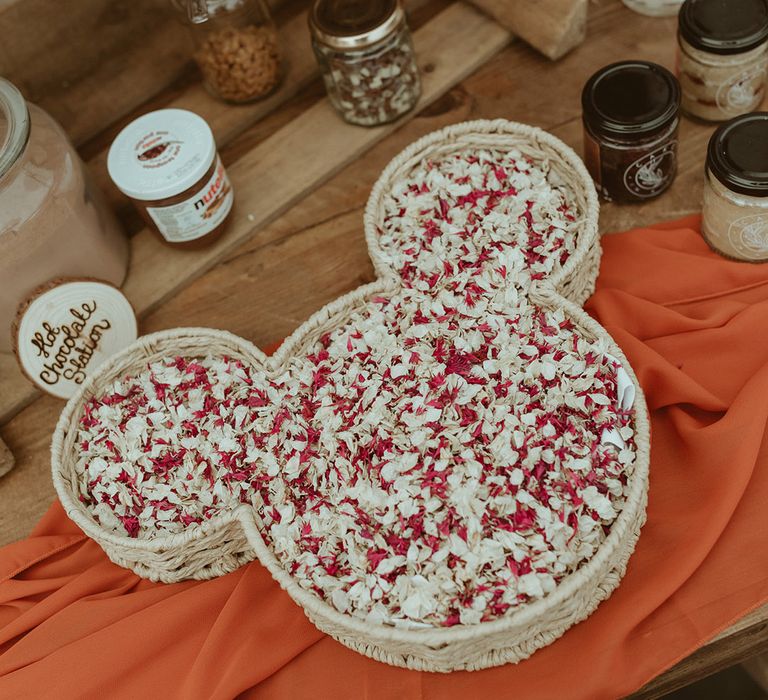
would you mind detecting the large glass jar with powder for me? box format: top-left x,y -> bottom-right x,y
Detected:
309,0 -> 421,126
677,0 -> 768,122
702,113 -> 768,261
0,78 -> 128,353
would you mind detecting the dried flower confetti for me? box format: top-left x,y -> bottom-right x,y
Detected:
73,145 -> 637,631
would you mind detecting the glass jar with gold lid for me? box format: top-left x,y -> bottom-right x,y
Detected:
309,0 -> 421,126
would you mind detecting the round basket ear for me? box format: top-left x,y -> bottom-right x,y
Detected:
364,119 -> 601,307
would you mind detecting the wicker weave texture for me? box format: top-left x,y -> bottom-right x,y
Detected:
52,120 -> 649,672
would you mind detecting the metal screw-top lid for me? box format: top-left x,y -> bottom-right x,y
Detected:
309,0 -> 405,51
582,61 -> 681,140
0,78 -> 30,181
707,112 -> 768,197
679,0 -> 768,55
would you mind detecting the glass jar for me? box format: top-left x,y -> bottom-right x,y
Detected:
0,78 -> 128,353
702,112 -> 768,261
677,0 -> 768,122
107,109 -> 234,249
582,61 -> 681,203
182,0 -> 283,103
622,0 -> 683,17
309,0 -> 421,126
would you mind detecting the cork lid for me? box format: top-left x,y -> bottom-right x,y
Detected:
13,279 -> 138,399
107,109 -> 217,201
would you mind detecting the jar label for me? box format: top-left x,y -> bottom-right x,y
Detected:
727,213 -> 768,260
14,280 -> 137,399
716,63 -> 768,115
622,140 -> 677,199
146,157 -> 233,242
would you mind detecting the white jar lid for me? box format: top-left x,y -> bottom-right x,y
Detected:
107,109 -> 217,201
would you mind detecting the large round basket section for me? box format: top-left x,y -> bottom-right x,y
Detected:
50,120 -> 650,673
51,328 -> 264,583
242,293 -> 651,673
364,119 -> 601,306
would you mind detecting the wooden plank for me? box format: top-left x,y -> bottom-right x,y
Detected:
82,6 -> 325,227
0,437 -> 13,478
0,0 -> 291,146
743,649 -> 768,692
630,605 -> 768,698
0,0 -> 189,145
0,0 -> 509,425
467,0 -> 587,59
123,3 -> 509,312
0,6 -> 320,425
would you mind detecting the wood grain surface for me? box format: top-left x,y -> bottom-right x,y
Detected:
0,1 -> 764,695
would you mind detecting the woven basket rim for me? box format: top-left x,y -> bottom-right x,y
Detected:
362,118 -> 600,297
51,119 -> 648,655
52,322 -> 650,645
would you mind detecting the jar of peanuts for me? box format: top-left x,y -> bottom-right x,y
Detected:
309,0 -> 421,126
180,0 -> 283,103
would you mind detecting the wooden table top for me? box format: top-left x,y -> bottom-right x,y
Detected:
0,1 -> 765,696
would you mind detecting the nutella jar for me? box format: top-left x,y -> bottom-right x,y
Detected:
677,0 -> 768,122
702,113 -> 768,261
582,61 -> 681,202
107,109 -> 233,248
0,78 -> 128,353
309,0 -> 421,126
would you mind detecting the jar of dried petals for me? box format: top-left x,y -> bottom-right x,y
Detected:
309,0 -> 421,127
180,0 -> 283,104
702,113 -> 768,261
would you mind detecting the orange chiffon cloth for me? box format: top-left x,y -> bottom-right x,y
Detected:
2,215 -> 768,700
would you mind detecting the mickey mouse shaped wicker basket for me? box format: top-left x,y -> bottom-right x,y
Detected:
52,120 -> 650,672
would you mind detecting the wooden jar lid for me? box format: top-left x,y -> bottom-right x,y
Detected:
13,279 -> 137,399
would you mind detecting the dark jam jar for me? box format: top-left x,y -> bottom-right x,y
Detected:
582,61 -> 681,202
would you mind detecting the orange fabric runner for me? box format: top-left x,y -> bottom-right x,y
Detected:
2,215 -> 768,699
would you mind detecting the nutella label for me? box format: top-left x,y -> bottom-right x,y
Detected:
727,213 -> 768,260
146,157 -> 233,243
15,281 -> 137,399
622,141 -> 677,199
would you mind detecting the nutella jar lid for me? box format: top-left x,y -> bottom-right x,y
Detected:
309,0 -> 405,51
707,112 -> 768,196
582,61 -> 681,140
107,109 -> 217,202
679,0 -> 768,55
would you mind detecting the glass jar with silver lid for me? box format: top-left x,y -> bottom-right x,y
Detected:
309,0 -> 421,126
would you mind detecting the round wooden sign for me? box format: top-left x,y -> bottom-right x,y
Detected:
14,280 -> 138,399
